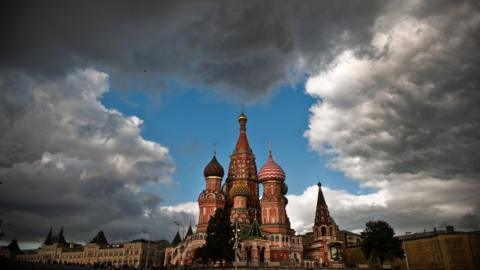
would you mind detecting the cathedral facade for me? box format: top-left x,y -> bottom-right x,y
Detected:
164,113 -> 343,267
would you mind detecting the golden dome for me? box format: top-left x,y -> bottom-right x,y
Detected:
230,184 -> 250,198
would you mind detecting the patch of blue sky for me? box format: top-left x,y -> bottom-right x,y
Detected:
100,81 -> 373,205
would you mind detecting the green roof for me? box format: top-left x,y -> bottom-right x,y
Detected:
247,219 -> 262,238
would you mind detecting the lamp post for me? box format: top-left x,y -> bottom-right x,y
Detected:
232,220 -> 241,270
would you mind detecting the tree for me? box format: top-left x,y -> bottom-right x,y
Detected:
204,208 -> 234,266
361,220 -> 404,266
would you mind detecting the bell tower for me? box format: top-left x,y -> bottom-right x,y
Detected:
313,182 -> 337,241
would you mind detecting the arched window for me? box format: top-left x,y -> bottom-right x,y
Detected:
329,227 -> 333,236
321,226 -> 327,236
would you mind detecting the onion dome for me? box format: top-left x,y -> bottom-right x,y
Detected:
258,151 -> 285,182
281,183 -> 288,195
203,155 -> 224,178
230,184 -> 250,198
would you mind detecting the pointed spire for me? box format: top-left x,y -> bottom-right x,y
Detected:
247,218 -> 262,238
171,230 -> 181,246
90,230 -> 108,245
7,239 -> 20,252
44,227 -> 53,245
314,180 -> 333,226
316,181 -> 326,205
184,225 -> 193,240
235,112 -> 251,152
213,142 -> 217,156
57,226 -> 67,244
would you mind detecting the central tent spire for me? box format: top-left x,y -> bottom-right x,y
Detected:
226,111 -> 259,220
235,112 -> 251,153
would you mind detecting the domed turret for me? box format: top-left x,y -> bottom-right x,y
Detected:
203,155 -> 224,178
258,152 -> 285,182
281,182 -> 288,195
230,184 -> 250,198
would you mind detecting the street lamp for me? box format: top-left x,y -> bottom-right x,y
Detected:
232,220 -> 241,270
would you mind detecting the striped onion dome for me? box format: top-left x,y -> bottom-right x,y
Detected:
230,184 -> 250,198
258,152 -> 285,182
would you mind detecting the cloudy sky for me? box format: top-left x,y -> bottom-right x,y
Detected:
1,0 -> 479,249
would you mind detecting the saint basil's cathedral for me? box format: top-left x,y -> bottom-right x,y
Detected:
164,113 -> 344,267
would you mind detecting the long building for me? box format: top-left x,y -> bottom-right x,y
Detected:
399,227 -> 480,270
343,227 -> 480,270
164,112 -> 344,267
14,229 -> 168,268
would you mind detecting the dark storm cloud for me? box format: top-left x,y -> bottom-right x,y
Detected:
1,0 -> 480,245
0,0 -> 385,99
0,0 -> 388,245
304,0 -> 480,232
0,69 -> 180,244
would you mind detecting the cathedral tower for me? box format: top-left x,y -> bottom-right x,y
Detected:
197,153 -> 226,233
313,182 -> 337,241
229,183 -> 250,223
225,112 -> 260,222
258,150 -> 290,234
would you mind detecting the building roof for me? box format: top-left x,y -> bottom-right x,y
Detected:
171,231 -> 182,246
230,184 -> 250,198
258,152 -> 285,182
44,226 -> 67,245
90,230 -> 108,245
397,227 -> 479,241
234,113 -> 251,153
314,182 -> 334,226
184,225 -> 193,240
247,219 -> 262,238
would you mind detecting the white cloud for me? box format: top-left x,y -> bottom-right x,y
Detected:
0,68 -> 177,243
287,180 -> 480,235
303,1 -> 480,233
159,202 -> 199,220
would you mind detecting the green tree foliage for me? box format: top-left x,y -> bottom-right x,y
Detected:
361,220 -> 404,266
193,245 -> 208,264
204,208 -> 234,266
